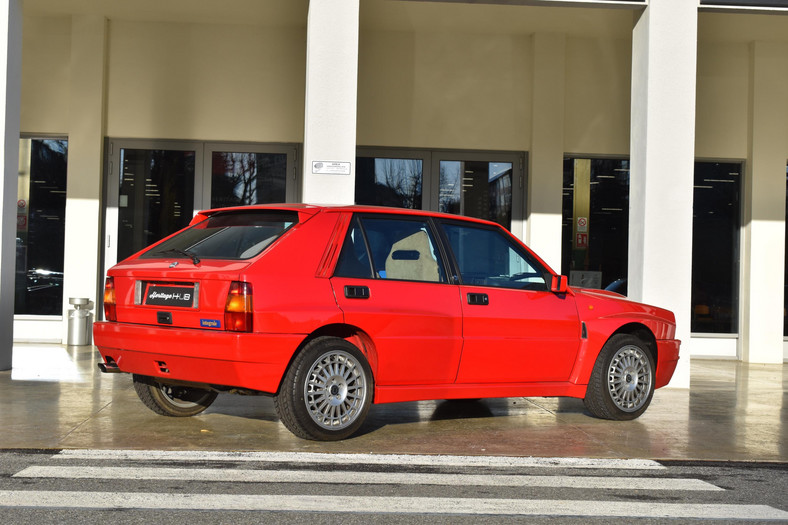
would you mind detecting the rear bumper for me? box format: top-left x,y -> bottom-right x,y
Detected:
93,321 -> 305,394
655,339 -> 681,389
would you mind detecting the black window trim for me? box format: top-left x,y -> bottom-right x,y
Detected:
435,218 -> 552,291
333,212 -> 455,285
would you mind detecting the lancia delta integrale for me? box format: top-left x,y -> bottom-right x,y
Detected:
94,204 -> 680,441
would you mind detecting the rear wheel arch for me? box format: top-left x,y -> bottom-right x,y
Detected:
276,324 -> 378,396
273,334 -> 375,440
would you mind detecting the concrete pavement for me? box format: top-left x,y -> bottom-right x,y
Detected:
1,343 -> 785,462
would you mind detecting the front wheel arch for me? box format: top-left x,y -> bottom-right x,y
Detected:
583,333 -> 656,421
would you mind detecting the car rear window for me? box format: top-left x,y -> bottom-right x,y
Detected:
141,210 -> 298,261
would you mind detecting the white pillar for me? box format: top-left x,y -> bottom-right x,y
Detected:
739,42 -> 788,365
527,33 -> 565,271
628,0 -> 698,388
301,0 -> 359,205
61,15 -> 107,342
0,0 -> 21,370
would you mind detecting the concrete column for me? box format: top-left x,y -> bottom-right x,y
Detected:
0,0 -> 21,370
61,15 -> 107,342
527,33 -> 565,271
301,0 -> 359,205
628,0 -> 698,388
739,42 -> 788,364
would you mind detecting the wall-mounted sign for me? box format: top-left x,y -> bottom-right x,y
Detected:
577,216 -> 588,233
312,161 -> 351,175
576,232 -> 588,249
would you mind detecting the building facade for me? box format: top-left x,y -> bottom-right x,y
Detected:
2,0 -> 788,387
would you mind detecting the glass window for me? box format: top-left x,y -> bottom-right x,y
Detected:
334,218 -> 373,279
140,210 -> 297,261
15,139 -> 68,315
561,158 -> 629,292
439,160 -> 512,229
441,222 -> 548,291
118,149 -> 196,261
357,217 -> 446,283
692,162 -> 741,334
355,157 -> 423,209
210,151 -> 287,208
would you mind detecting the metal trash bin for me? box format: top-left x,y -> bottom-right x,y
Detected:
67,297 -> 93,346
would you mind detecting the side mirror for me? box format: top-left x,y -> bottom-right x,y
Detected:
550,275 -> 569,294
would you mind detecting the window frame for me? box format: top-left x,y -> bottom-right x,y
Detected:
333,213 -> 455,285
436,218 -> 552,291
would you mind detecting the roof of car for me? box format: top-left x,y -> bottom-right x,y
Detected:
198,203 -> 502,227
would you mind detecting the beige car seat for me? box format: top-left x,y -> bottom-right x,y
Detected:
384,230 -> 440,282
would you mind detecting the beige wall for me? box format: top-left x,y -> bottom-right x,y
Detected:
20,10 -> 788,162
358,31 -> 633,155
695,41 -> 750,159
357,30 -> 531,151
564,36 -> 631,156
21,16 -> 71,134
104,20 -> 306,142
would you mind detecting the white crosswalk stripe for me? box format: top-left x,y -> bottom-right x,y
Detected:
1,490 -> 787,520
57,449 -> 666,469
1,450 -> 786,521
14,465 -> 722,491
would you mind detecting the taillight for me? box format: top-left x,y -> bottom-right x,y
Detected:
225,281 -> 253,332
103,277 -> 117,321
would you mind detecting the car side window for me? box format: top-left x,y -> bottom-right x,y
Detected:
338,216 -> 447,283
334,218 -> 374,279
441,222 -> 548,291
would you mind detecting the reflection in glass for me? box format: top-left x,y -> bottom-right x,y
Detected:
117,149 -> 195,261
211,152 -> 287,208
15,139 -> 68,315
439,161 -> 512,229
355,157 -> 422,209
692,162 -> 741,334
561,158 -> 629,291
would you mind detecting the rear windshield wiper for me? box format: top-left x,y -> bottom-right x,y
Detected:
152,248 -> 201,265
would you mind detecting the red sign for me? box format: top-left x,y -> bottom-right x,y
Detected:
576,233 -> 588,249
17,199 -> 26,209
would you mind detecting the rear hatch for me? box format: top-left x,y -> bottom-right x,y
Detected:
107,209 -> 302,331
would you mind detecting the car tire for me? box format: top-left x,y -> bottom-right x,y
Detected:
132,374 -> 218,417
583,334 -> 655,421
274,336 -> 374,441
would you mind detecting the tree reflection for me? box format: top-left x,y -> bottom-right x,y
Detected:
211,152 -> 287,208
355,158 -> 422,209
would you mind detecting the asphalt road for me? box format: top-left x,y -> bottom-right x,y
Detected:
0,449 -> 786,524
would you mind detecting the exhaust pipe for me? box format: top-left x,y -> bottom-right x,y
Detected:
97,359 -> 121,373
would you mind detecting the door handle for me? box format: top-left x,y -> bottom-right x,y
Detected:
344,285 -> 370,299
467,293 -> 489,305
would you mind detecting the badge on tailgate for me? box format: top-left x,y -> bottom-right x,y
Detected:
141,282 -> 198,308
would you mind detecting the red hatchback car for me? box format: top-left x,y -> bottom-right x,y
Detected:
94,204 -> 680,441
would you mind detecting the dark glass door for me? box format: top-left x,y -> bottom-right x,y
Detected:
117,148 -> 196,260
438,160 -> 514,230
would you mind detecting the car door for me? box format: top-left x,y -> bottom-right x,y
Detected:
330,215 -> 463,386
439,220 -> 581,384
